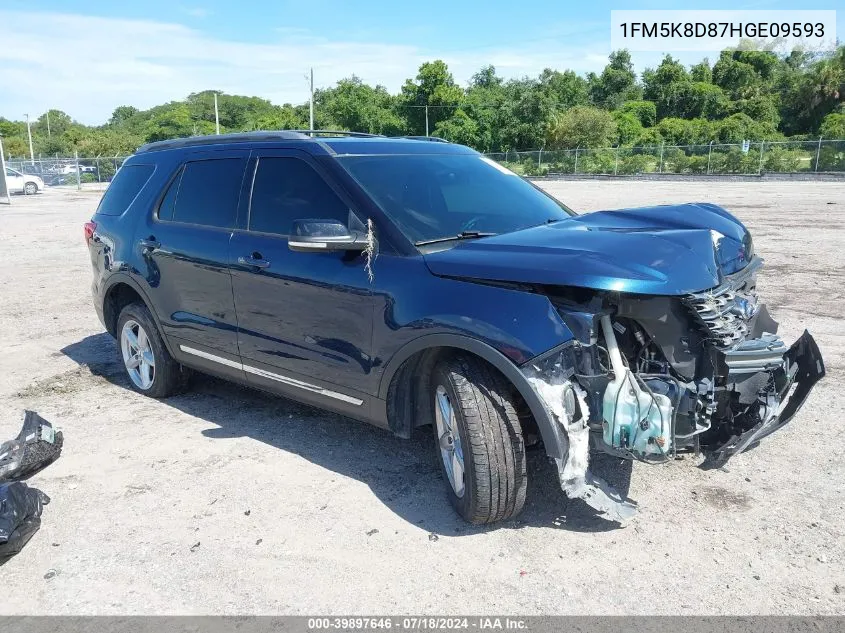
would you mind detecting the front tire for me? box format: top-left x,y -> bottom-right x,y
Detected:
24,182 -> 38,195
117,302 -> 190,398
431,355 -> 527,524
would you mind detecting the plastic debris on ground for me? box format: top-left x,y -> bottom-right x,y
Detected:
0,482 -> 50,565
0,410 -> 63,483
0,410 -> 61,564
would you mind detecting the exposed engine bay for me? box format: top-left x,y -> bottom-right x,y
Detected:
523,256 -> 825,520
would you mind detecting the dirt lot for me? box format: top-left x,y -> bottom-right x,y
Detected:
0,181 -> 843,615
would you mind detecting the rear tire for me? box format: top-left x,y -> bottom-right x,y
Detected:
117,302 -> 190,398
431,355 -> 527,524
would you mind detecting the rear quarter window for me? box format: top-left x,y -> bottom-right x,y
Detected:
96,164 -> 155,216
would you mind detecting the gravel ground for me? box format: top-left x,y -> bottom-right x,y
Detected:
0,181 -> 842,615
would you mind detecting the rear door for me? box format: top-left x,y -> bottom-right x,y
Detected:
136,149 -> 249,372
229,149 -> 375,414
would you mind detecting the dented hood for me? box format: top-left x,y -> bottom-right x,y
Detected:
423,203 -> 753,295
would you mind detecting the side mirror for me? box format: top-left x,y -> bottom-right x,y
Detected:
288,218 -> 368,253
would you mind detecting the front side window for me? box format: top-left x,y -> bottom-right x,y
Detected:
248,157 -> 352,235
168,158 -> 245,228
338,154 -> 573,245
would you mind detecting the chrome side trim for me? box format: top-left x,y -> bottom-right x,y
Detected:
178,345 -> 364,406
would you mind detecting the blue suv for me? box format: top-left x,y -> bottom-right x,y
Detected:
87,131 -> 824,523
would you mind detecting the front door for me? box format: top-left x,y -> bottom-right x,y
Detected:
229,149 -> 375,414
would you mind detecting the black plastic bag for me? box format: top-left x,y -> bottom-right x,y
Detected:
0,481 -> 49,565
0,410 -> 63,483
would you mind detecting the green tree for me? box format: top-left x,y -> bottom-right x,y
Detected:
589,50 -> 641,109
399,60 -> 464,136
546,106 -> 617,149
619,100 -> 656,127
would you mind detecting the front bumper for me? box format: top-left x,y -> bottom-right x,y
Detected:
702,330 -> 825,469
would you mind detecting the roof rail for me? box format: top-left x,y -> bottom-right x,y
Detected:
136,130 -> 311,153
393,135 -> 451,143
290,130 -> 384,138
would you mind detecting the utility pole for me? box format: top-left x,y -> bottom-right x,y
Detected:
46,111 -> 51,138
425,104 -> 429,137
309,68 -> 315,132
24,114 -> 34,165
213,93 -> 220,135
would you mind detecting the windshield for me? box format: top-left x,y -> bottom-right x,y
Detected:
338,154 -> 574,245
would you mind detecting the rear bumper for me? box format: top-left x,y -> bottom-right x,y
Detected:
702,330 -> 825,469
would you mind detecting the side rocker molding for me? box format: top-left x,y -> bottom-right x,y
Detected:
377,334 -> 567,460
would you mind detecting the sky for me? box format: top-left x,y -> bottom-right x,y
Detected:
0,0 -> 841,125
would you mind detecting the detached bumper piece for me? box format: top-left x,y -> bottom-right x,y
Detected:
0,410 -> 61,565
702,330 -> 825,469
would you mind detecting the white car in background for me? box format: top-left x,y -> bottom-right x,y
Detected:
4,167 -> 44,195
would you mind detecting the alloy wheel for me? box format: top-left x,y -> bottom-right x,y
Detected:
434,384 -> 465,497
120,319 -> 156,390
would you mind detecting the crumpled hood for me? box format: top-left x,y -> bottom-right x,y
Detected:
423,203 -> 754,295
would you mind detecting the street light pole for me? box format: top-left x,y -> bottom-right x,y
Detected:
309,67 -> 315,132
24,114 -> 34,165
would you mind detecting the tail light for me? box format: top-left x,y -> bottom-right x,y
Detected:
84,220 -> 97,245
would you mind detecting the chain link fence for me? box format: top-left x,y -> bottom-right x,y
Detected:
4,139 -> 845,189
4,155 -> 129,188
485,140 -> 845,177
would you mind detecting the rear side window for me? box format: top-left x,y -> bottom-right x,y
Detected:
96,164 -> 155,216
168,158 -> 245,228
248,157 -> 351,235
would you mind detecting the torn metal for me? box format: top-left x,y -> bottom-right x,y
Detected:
521,255 -> 824,520
526,373 -> 637,522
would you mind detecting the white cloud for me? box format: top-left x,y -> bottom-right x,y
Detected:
0,10 -> 611,125
181,7 -> 210,18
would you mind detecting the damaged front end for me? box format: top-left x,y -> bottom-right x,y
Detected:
523,257 -> 825,520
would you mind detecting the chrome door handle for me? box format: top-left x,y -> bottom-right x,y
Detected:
238,256 -> 271,269
139,238 -> 160,250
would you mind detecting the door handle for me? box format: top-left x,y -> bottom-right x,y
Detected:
139,238 -> 160,250
238,255 -> 271,269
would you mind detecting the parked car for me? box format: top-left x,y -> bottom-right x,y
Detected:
86,131 -> 825,524
4,167 -> 44,195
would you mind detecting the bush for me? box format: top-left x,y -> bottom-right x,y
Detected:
576,149 -> 616,174
664,148 -> 690,173
720,147 -> 758,173
763,147 -> 806,172
521,158 -> 549,177
617,154 -> 651,175
815,146 -> 845,172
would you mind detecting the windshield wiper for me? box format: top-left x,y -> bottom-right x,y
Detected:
414,231 -> 497,247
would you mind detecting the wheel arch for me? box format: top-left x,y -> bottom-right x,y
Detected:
380,334 -> 567,459
101,275 -> 177,358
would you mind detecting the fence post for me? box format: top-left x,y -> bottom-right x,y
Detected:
614,146 -> 620,176
75,150 -> 81,191
758,142 -> 765,175
815,136 -> 823,172
538,147 -> 542,170
707,141 -> 713,175
96,155 -> 101,183
573,148 -> 579,174
658,142 -> 665,173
